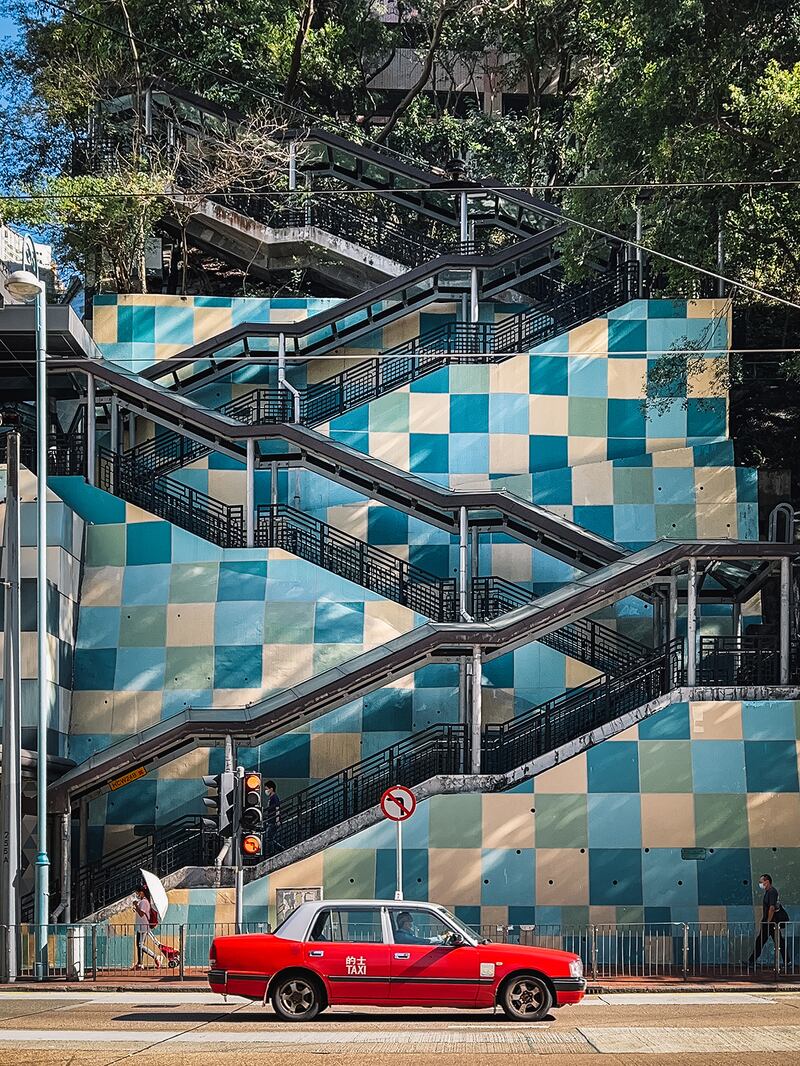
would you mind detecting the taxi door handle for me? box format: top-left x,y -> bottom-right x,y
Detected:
394,952 -> 410,959
309,950 -> 324,957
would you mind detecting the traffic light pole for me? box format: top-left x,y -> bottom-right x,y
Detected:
234,766 -> 244,933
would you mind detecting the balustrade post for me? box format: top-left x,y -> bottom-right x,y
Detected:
179,925 -> 186,981
590,925 -> 598,979
681,924 -> 689,980
91,924 -> 97,981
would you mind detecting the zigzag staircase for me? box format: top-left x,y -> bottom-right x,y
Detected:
67,641 -> 681,920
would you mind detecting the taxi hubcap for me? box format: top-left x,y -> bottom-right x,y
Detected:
509,978 -> 543,1014
279,979 -> 315,1014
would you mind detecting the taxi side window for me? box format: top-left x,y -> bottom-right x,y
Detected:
390,909 -> 454,943
310,909 -> 384,944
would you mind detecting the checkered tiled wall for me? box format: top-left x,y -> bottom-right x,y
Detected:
162,699 -> 800,931
0,470 -> 84,756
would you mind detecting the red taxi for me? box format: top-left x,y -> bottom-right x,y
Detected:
208,899 -> 585,1020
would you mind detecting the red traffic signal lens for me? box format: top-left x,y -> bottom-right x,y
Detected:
242,834 -> 262,856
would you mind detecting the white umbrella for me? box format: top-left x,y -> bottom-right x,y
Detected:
140,869 -> 169,924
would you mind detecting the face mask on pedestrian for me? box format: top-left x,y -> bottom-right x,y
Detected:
758,881 -> 766,890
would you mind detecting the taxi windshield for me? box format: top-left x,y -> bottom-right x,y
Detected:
434,907 -> 480,944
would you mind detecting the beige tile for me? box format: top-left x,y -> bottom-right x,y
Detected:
328,504 -> 369,542
212,687 -> 269,708
529,395 -> 568,436
568,436 -> 606,467
489,355 -> 529,393
747,793 -> 800,847
690,701 -> 742,739
536,848 -> 589,906
154,343 -> 187,362
688,357 -> 729,402
428,848 -> 482,905
698,905 -> 727,924
489,543 -> 532,584
81,566 -> 124,606
481,905 -> 509,928
125,501 -> 158,523
695,466 -> 737,504
482,795 -> 535,849
369,431 -> 410,470
534,753 -> 587,793
566,658 -> 601,688
686,298 -> 733,323
568,319 -> 608,356
612,722 -> 640,742
194,306 -> 233,343
572,461 -> 613,506
263,644 -> 315,688
91,307 -> 117,345
641,794 -> 695,848
482,687 -> 516,725
408,392 -> 448,434
268,307 -> 314,324
363,600 -> 416,645
310,732 -> 361,779
696,503 -> 738,539
159,748 -> 211,781
166,603 -> 215,646
651,446 -> 695,467
490,434 -> 529,474
589,905 -> 616,925
69,690 -> 115,734
207,470 -> 246,505
608,359 -> 647,399
110,690 -> 163,734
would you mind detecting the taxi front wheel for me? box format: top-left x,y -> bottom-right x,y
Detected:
271,973 -> 325,1021
499,974 -> 552,1021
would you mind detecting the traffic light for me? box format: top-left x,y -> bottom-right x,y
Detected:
202,770 -> 236,837
239,771 -> 263,857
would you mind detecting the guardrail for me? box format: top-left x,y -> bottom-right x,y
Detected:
2,921 -> 796,981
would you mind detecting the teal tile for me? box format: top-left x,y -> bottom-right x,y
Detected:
85,525 -> 125,566
639,740 -> 693,793
119,605 -> 167,647
169,563 -> 219,603
429,795 -> 482,848
535,794 -> 588,848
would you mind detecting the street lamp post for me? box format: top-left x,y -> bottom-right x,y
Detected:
6,236 -> 50,980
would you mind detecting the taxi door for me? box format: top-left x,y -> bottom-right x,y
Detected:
388,907 -> 480,1006
303,907 -> 391,1005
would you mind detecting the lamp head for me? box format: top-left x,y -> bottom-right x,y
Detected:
6,269 -> 44,300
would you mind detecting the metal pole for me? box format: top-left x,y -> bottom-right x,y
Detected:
717,220 -> 725,298
470,645 -> 482,774
128,411 -> 136,451
635,204 -> 644,298
470,267 -> 479,324
732,601 -> 742,640
687,559 -> 698,686
668,574 -> 678,645
245,439 -> 255,548
277,333 -> 301,423
86,374 -> 96,485
288,141 -> 297,191
235,865 -> 244,934
459,191 -> 468,247
59,811 -> 71,926
395,819 -> 403,901
34,278 -> 50,980
780,555 -> 790,684
0,431 -> 22,983
270,461 -> 279,507
458,507 -> 473,622
109,395 -> 119,456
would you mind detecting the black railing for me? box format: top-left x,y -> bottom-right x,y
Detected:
68,817 -> 216,920
482,641 -> 685,775
98,448 -> 245,547
256,504 -> 458,622
271,723 -> 469,854
698,636 -> 796,686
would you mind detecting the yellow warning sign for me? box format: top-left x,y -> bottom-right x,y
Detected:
109,766 -> 147,791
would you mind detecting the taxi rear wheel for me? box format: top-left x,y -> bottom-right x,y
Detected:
499,973 -> 552,1021
270,972 -> 324,1021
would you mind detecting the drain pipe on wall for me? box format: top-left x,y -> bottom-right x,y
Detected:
458,506 -> 475,739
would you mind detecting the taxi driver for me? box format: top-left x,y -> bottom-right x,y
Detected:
394,911 -> 451,945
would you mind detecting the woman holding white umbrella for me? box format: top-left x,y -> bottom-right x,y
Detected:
133,870 -> 169,970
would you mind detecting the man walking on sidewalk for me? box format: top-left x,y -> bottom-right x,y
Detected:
748,874 -> 788,966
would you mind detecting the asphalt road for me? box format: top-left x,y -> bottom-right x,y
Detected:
0,990 -> 797,1065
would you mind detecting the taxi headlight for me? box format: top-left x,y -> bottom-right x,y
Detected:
569,958 -> 583,979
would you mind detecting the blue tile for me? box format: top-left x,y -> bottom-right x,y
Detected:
691,741 -> 747,792
450,434 -> 489,474
568,357 -> 607,398
744,741 -> 800,793
529,435 -> 568,473
76,607 -> 120,649
609,399 -> 646,438
450,394 -> 489,433
489,393 -> 528,434
587,741 -> 640,792
376,847 -> 428,899
639,702 -> 690,740
482,652 -> 514,688
741,702 -> 798,741
589,849 -> 643,905
217,561 -> 267,601
608,318 -> 647,356
687,398 -> 726,439
214,645 -> 263,689
329,404 -> 369,432
642,849 -> 698,906
481,849 -> 536,906
214,600 -> 265,645
73,648 -> 117,690
588,794 -> 642,848
530,354 -> 568,395
105,778 -> 157,825
126,521 -> 172,565
122,565 -> 171,605
607,437 -> 647,461
573,506 -> 615,541
532,466 -> 572,505
314,601 -> 364,644
409,433 -> 449,473
362,688 -> 413,732
613,505 -> 657,545
114,647 -> 166,691
409,545 -> 451,579
367,507 -> 409,545
697,849 -> 753,905
260,733 -> 311,779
